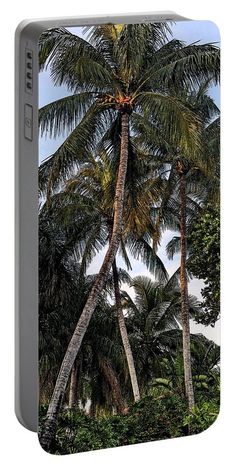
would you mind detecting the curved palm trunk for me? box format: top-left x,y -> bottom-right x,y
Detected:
40,112 -> 130,451
112,259 -> 140,402
99,357 -> 126,414
68,362 -> 78,409
179,166 -> 195,413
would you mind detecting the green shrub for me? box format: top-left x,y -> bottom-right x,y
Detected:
39,393 -> 220,454
183,400 -> 219,434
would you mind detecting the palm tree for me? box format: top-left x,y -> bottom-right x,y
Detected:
73,302 -> 128,417
177,84 -> 219,412
134,79 -> 219,412
39,24 -> 220,450
173,95 -> 219,412
165,168 -> 220,412
39,209 -> 130,414
173,120 -> 219,411
177,159 -> 195,410
122,275 -> 200,393
38,204 -> 109,404
112,259 -> 140,401
165,154 -> 219,413
53,147 -> 168,403
38,205 -> 96,403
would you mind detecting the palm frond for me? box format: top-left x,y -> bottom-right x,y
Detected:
113,23 -> 171,84
39,92 -> 97,138
136,91 -> 202,154
83,24 -> 123,69
39,104 -> 115,195
39,27 -> 113,77
71,56 -> 116,92
166,236 -> 181,259
78,222 -> 108,283
138,42 -> 220,91
127,235 -> 168,282
118,237 -> 132,271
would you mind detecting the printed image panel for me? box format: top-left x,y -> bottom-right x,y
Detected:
38,20 -> 220,454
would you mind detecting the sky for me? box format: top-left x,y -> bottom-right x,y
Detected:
39,20 -> 220,344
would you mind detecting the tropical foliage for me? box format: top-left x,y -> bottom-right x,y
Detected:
38,22 -> 220,454
188,205 -> 220,325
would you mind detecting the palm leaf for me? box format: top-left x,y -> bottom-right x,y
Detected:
118,237 -> 132,271
83,24 -> 123,69
114,23 -> 172,84
166,236 -> 181,260
137,42 -> 220,91
72,56 -> 117,92
39,104 -> 115,195
39,92 -> 97,138
136,91 -> 202,154
39,27 -> 111,74
127,235 -> 168,282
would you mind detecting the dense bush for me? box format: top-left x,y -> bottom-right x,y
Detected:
39,392 -> 219,455
183,400 -> 219,434
189,205 -> 220,326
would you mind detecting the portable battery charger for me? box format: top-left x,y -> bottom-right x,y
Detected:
15,12 -> 220,454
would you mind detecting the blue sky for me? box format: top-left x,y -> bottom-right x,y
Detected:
39,20 -> 220,344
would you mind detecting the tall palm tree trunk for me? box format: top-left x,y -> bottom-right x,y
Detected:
68,362 -> 78,409
112,259 -> 140,402
178,163 -> 195,413
40,112 -> 130,452
99,357 -> 126,414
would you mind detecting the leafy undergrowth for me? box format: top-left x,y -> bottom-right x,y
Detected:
39,394 -> 219,455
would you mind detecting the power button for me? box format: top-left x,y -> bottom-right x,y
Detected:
24,104 -> 33,141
